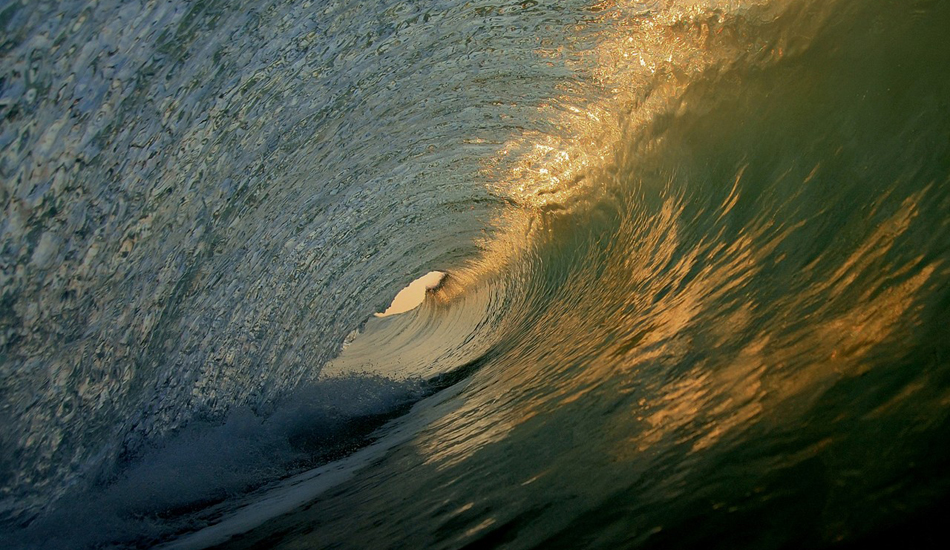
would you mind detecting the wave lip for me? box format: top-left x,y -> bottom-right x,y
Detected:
1,375 -> 432,549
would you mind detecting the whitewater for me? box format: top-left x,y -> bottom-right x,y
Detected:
2,0 -> 949,548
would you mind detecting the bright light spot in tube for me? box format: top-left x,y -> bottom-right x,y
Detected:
376,271 -> 446,317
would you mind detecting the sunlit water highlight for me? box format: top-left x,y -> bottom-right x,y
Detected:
377,270 -> 445,317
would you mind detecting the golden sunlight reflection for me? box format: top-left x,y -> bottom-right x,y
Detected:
418,176 -> 935,470
416,0 -> 887,469
464,0 -> 796,289
415,0 -> 779,465
377,271 -> 446,317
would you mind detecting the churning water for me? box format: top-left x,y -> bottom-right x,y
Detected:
2,0 -> 950,548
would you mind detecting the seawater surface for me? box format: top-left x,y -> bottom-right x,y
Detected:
2,0 -> 950,548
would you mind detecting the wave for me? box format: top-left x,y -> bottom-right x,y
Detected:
3,0 -> 950,548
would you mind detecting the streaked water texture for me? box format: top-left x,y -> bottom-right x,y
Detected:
2,0 -> 949,548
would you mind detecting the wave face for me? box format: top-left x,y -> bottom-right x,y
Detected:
3,0 -> 950,548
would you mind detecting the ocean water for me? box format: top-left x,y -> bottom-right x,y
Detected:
2,0 -> 949,548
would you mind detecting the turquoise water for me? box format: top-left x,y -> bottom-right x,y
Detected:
2,0 -> 949,548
